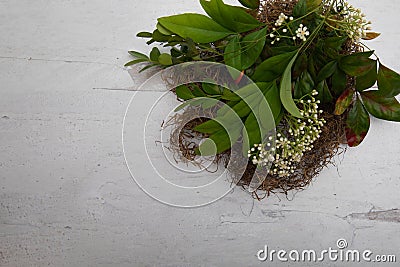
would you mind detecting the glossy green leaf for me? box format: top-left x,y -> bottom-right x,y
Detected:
293,53 -> 308,78
334,88 -> 354,115
356,60 -> 377,91
345,97 -> 370,147
244,112 -> 262,147
124,58 -> 149,67
262,81 -> 282,124
377,64 -> 400,97
253,51 -> 298,82
339,51 -> 376,77
224,35 -> 242,70
241,27 -> 267,69
128,51 -> 149,60
306,0 -> 322,10
331,68 -> 347,95
150,47 -> 161,61
317,61 -> 337,82
202,83 -> 222,95
139,64 -> 158,73
136,32 -> 153,38
280,53 -> 303,118
156,22 -> 173,35
324,36 -> 348,50
294,71 -> 314,99
196,115 -> 243,155
158,53 -> 173,66
232,98 -> 256,118
175,85 -> 195,100
221,88 -> 241,101
200,0 -> 262,33
158,14 -> 234,43
315,80 -> 333,104
238,0 -> 260,9
361,91 -> 400,122
192,85 -> 207,97
293,0 -> 307,17
271,46 -> 298,56
152,29 -> 171,42
224,28 -> 267,70
194,119 -> 223,134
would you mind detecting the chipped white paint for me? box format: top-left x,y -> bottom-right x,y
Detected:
0,0 -> 399,266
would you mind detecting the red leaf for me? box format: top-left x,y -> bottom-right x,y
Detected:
334,88 -> 354,115
361,90 -> 400,122
345,97 -> 370,147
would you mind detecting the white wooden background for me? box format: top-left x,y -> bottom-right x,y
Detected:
0,0 -> 399,266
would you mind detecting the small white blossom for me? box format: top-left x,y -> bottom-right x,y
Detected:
296,25 -> 310,41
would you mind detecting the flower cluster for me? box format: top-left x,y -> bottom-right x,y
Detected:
269,13 -> 309,44
248,91 -> 326,178
247,142 -> 275,166
334,2 -> 372,40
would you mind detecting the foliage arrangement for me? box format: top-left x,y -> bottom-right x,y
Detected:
127,0 -> 400,195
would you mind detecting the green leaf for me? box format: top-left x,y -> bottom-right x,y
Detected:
221,88 -> 241,101
192,85 -> 207,97
196,114 -> 243,155
124,58 -> 149,67
238,0 -> 260,9
175,85 -> 195,100
377,64 -> 400,98
174,101 -> 191,112
356,60 -> 377,91
244,112 -> 262,147
128,51 -> 149,60
280,53 -> 303,118
324,36 -> 348,59
200,0 -> 262,33
241,27 -> 267,69
194,119 -> 224,134
224,28 -> 267,70
262,81 -> 282,123
158,13 -> 234,43
293,0 -> 307,17
224,35 -> 242,70
334,88 -> 354,115
294,71 -> 314,99
324,36 -> 348,50
196,126 -> 241,156
253,50 -> 298,82
158,53 -> 173,66
317,61 -> 337,82
306,0 -> 322,10
136,32 -> 153,38
293,53 -> 308,78
345,97 -> 370,147
331,68 -> 347,95
361,91 -> 400,122
156,22 -> 173,35
152,29 -> 171,42
202,83 -> 222,95
339,51 -> 376,77
315,80 -> 333,104
150,47 -> 161,61
139,64 -> 158,73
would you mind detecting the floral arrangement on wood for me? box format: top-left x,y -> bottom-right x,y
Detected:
126,0 -> 400,198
